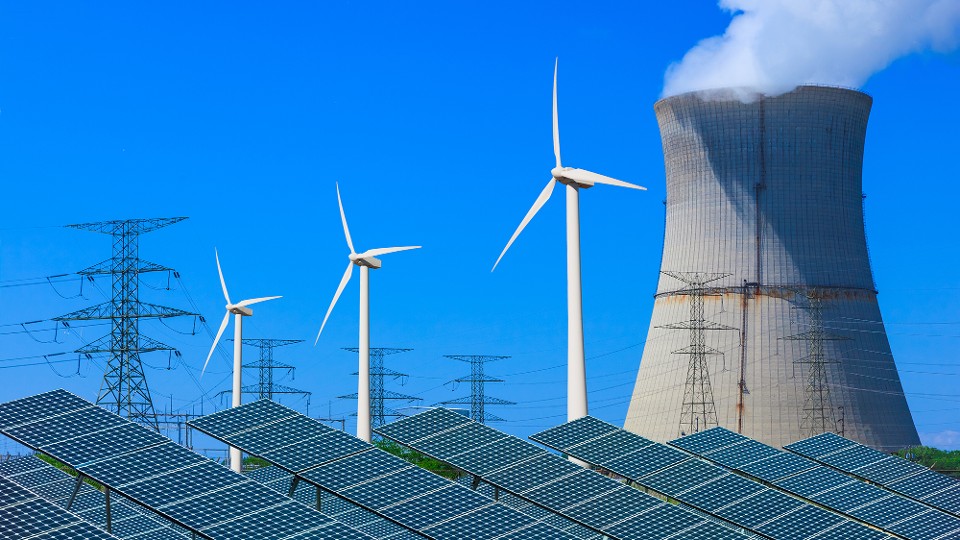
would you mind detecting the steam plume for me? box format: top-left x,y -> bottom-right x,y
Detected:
663,0 -> 960,98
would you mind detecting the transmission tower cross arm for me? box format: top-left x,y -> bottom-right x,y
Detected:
77,258 -> 174,276
76,335 -> 176,355
53,302 -> 197,321
65,217 -> 188,235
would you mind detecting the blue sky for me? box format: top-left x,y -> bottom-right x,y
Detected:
1,1 -> 958,453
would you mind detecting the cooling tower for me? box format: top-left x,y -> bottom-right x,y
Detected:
625,86 -> 920,452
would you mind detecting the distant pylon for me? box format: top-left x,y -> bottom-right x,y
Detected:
339,347 -> 420,429
54,217 -> 195,430
234,338 -> 311,404
782,288 -> 850,437
438,355 -> 515,424
658,271 -> 737,437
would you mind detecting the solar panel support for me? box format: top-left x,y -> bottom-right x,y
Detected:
105,486 -> 113,534
66,473 -> 86,511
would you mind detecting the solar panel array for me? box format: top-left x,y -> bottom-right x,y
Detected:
0,455 -> 188,540
670,427 -> 960,540
531,416 -> 900,540
189,399 -> 582,540
0,473 -> 121,539
0,389 -> 376,540
375,408 -> 754,540
786,432 -> 960,519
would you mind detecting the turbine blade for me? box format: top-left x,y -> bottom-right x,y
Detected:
337,182 -> 356,254
553,58 -> 561,169
492,178 -> 556,271
563,169 -> 647,191
315,262 -> 354,345
215,249 -> 231,305
201,312 -> 231,379
237,295 -> 282,307
362,246 -> 422,258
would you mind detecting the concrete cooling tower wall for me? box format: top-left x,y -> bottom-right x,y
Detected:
624,86 -> 920,451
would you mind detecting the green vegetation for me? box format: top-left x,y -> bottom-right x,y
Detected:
36,453 -> 103,490
374,438 -> 460,480
896,446 -> 960,476
243,455 -> 272,470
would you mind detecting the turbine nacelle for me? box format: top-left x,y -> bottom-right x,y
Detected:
226,304 -> 254,316
552,167 -> 594,189
348,253 -> 383,269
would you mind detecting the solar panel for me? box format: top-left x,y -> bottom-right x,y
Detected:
374,407 -> 470,445
0,390 -> 378,540
380,410 -> 752,540
190,400 -> 583,540
739,452 -> 817,482
530,416 -> 619,451
564,429 -> 655,464
667,425 -> 745,454
673,428 -> 960,539
0,475 -> 120,539
784,432 -> 857,458
535,418 -> 905,540
787,432 -> 960,519
0,455 -> 190,540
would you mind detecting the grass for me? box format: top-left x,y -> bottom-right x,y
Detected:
374,438 -> 460,480
896,446 -> 960,475
36,453 -> 103,490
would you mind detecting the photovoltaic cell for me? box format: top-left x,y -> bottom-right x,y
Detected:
0,390 -> 91,430
382,410 -> 751,540
0,455 -> 190,540
193,400 -> 582,540
787,432 -> 960,519
375,408 -> 471,445
535,419 -> 898,540
188,398 -> 298,438
667,426 -> 745,454
739,452 -> 817,482
530,416 -> 619,451
0,476 -> 120,539
0,390 -> 378,540
564,430 -> 655,464
784,432 -> 856,458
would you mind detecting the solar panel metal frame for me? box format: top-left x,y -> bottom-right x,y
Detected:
0,390 -> 378,540
189,400 -> 582,540
378,410 -> 755,540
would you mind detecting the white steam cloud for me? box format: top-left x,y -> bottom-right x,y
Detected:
663,0 -> 960,98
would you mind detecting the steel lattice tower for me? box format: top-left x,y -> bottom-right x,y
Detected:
234,338 -> 311,403
782,289 -> 849,437
657,272 -> 737,436
439,355 -> 515,424
54,217 -> 194,430
340,347 -> 420,429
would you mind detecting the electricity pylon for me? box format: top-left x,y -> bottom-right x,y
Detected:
658,271 -> 737,437
54,217 -> 195,430
438,355 -> 515,424
339,347 -> 420,429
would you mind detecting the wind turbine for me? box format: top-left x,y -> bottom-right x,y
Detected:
201,249 -> 281,472
316,183 -> 420,442
492,59 -> 646,424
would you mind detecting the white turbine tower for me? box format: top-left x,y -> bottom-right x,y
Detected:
201,250 -> 281,472
493,59 -> 646,423
316,183 -> 420,442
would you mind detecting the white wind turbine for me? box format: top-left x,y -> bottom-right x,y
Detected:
315,183 -> 420,442
201,249 -> 281,472
493,59 -> 646,424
